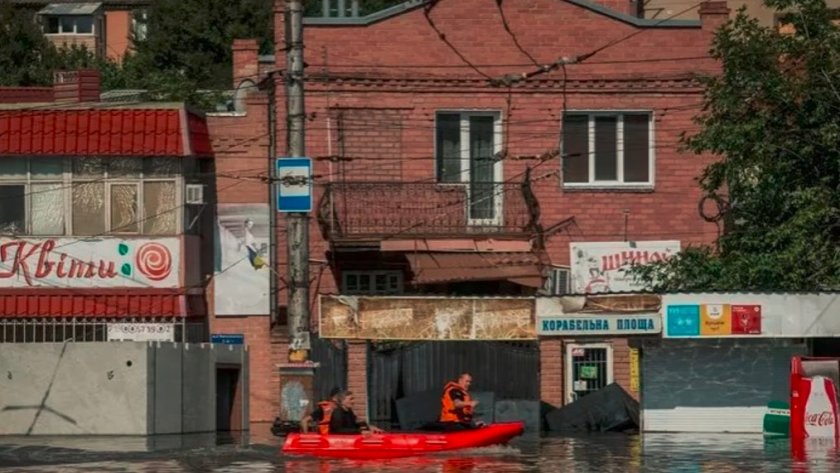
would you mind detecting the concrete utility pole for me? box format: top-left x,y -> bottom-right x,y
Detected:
285,0 -> 311,362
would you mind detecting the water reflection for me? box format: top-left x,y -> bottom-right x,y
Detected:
1,432 -> 840,472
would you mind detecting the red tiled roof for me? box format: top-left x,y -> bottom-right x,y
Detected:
0,292 -> 206,318
0,108 -> 213,157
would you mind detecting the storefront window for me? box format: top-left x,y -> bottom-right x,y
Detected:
0,157 -> 181,236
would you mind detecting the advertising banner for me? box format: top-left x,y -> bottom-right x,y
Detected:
570,241 -> 680,294
0,237 -> 180,288
214,204 -> 270,315
319,296 -> 535,340
107,323 -> 174,342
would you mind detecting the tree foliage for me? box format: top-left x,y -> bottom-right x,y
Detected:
632,0 -> 840,292
129,0 -> 273,92
0,2 -> 126,89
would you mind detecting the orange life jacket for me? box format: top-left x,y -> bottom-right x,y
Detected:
317,400 -> 337,435
440,381 -> 474,423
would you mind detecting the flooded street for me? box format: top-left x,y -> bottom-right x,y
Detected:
2,429 -> 839,473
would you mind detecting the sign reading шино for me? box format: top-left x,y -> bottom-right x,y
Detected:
537,313 -> 661,336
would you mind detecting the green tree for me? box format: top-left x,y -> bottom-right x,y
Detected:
0,1 -> 56,86
0,2 -> 124,89
632,0 -> 840,292
130,0 -> 273,91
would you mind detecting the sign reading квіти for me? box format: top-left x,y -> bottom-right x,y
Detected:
537,313 -> 661,336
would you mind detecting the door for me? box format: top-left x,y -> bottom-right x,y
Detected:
464,114 -> 502,226
565,343 -> 613,404
216,367 -> 242,431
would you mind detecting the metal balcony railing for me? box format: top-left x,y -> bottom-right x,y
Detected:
318,181 -> 534,240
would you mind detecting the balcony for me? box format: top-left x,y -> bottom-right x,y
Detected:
318,181 -> 535,242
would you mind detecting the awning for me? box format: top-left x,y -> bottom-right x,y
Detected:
407,252 -> 543,288
39,3 -> 102,15
0,292 -> 205,318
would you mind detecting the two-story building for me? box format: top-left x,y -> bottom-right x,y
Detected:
12,0 -> 151,62
217,0 -> 729,428
0,70 -> 214,344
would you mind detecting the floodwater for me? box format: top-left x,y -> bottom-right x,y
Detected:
1,427 -> 839,473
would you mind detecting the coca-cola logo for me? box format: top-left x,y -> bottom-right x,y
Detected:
806,411 -> 835,427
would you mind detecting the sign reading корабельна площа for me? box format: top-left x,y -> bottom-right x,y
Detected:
535,298 -> 662,336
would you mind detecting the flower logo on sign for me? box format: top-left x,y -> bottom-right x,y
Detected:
135,243 -> 172,281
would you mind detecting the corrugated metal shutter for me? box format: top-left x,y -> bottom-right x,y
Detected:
641,339 -> 806,433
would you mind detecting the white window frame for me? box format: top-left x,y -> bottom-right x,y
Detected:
44,15 -> 96,35
0,158 -> 68,236
564,342 -> 614,405
341,270 -> 403,295
0,157 -> 182,237
562,110 -> 655,189
433,110 -> 504,226
542,265 -> 571,295
131,9 -> 148,42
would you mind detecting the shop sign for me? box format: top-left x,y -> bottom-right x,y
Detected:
107,323 -> 174,342
0,237 -> 179,288
211,333 -> 245,345
320,295 -> 535,340
570,241 -> 680,294
538,313 -> 661,336
580,365 -> 599,379
666,304 -> 762,337
629,348 -> 640,393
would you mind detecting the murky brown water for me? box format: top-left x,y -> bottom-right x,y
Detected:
1,430 -> 839,473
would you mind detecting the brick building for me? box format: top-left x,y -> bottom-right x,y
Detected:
213,0 -> 728,427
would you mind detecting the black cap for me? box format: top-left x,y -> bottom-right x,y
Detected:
329,387 -> 342,397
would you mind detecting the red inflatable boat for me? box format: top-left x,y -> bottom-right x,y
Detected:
281,422 -> 525,459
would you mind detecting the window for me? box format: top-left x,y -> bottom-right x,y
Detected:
542,266 -> 570,295
562,112 -> 653,187
131,9 -> 148,42
565,343 -> 613,404
342,271 -> 403,295
0,157 -> 181,236
44,15 -> 95,34
435,111 -> 502,223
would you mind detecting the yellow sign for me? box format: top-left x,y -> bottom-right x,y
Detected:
629,348 -> 640,393
701,304 -> 732,335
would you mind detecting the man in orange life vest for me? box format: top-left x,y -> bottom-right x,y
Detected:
300,387 -> 341,434
440,372 -> 485,430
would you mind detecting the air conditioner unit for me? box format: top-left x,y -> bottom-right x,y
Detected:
544,266 -> 570,295
185,184 -> 204,205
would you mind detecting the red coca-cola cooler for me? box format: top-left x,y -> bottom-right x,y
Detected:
790,356 -> 840,461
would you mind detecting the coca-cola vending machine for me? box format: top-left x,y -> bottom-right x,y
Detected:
790,356 -> 840,461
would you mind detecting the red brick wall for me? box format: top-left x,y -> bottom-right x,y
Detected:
273,0 -> 724,264
346,341 -> 369,419
208,314 -> 275,422
539,338 -> 564,407
213,0 -> 728,420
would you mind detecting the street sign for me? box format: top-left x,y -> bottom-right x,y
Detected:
276,157 -> 312,212
210,333 -> 245,345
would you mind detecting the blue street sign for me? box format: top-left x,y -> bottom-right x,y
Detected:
276,157 -> 312,212
210,333 -> 245,345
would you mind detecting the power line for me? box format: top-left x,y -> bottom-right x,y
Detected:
490,2 -> 707,87
422,0 -> 495,81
